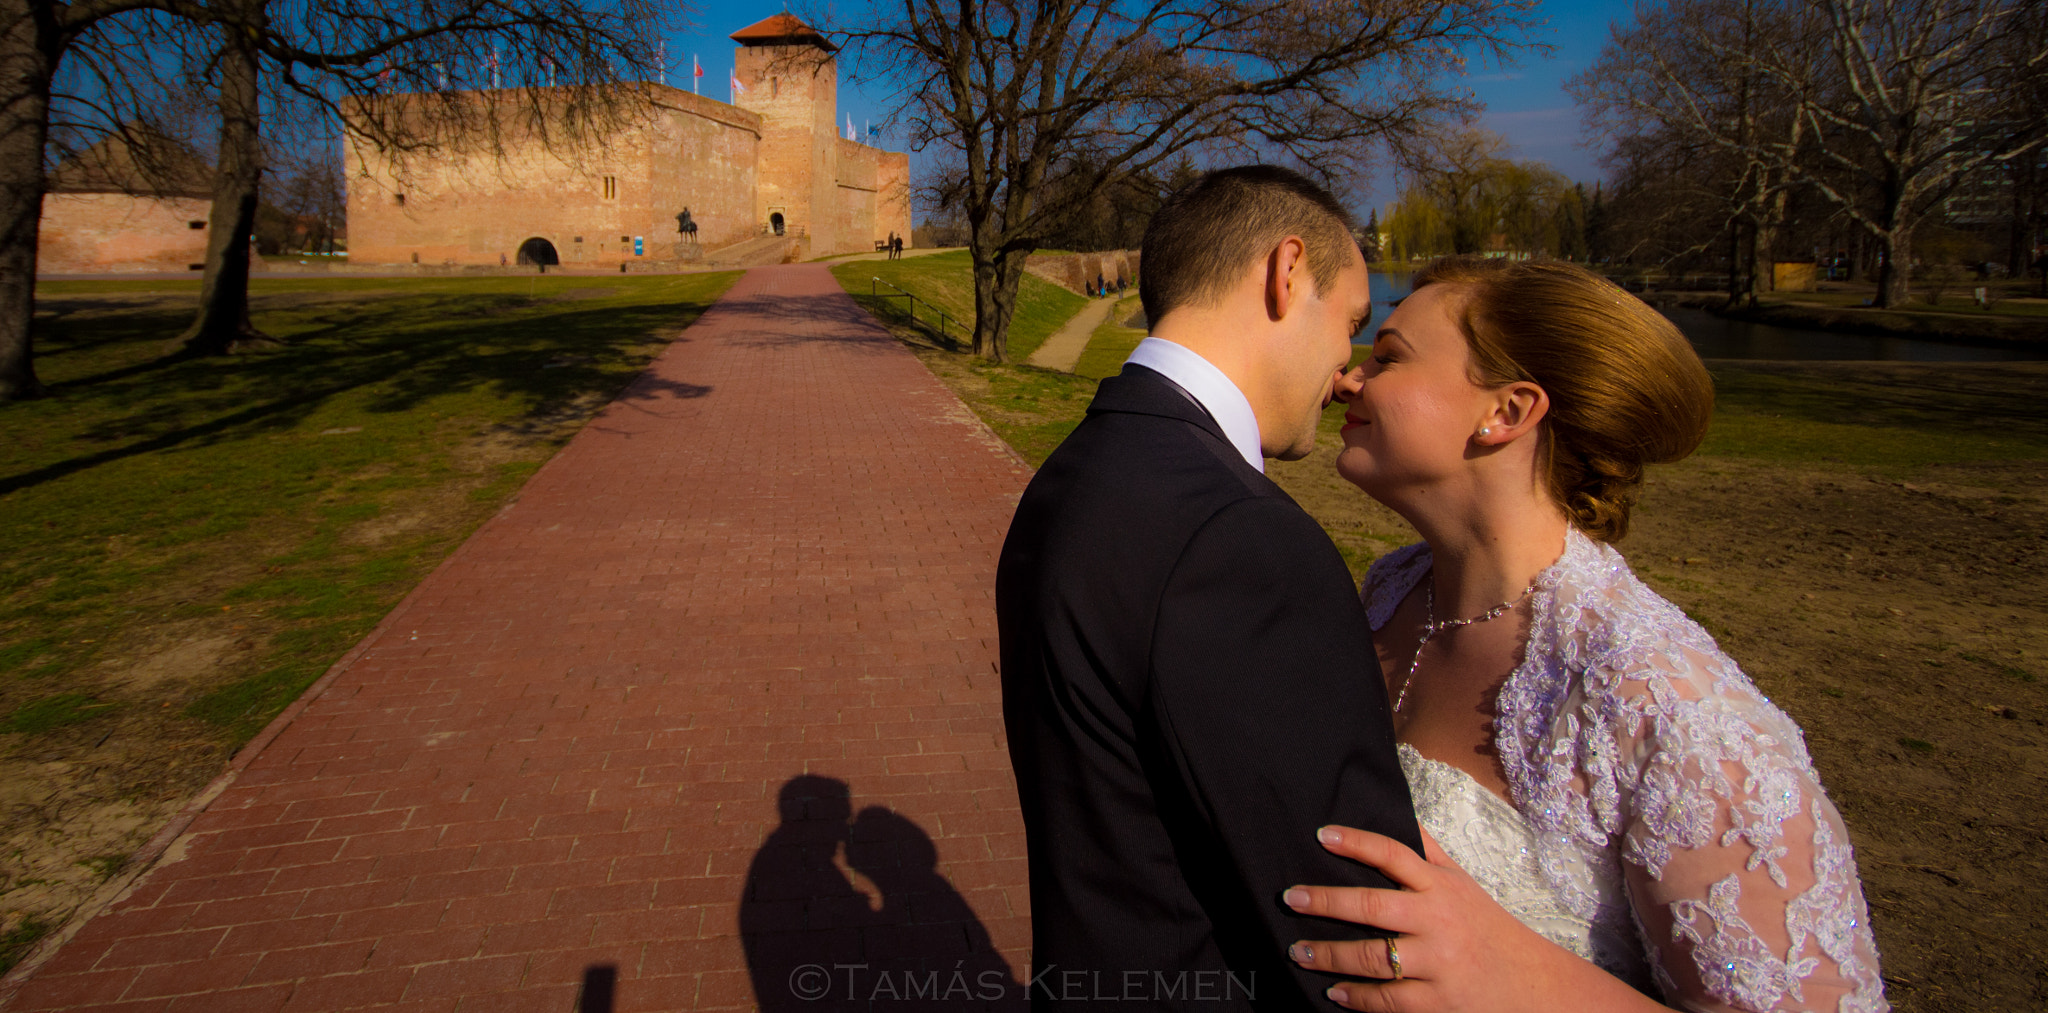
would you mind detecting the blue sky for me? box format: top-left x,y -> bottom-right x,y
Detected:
1462,0 -> 1639,202
659,1 -> 1640,217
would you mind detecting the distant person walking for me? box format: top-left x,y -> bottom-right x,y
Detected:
891,233 -> 903,259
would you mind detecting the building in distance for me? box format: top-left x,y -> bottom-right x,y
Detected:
345,13 -> 910,270
38,128 -> 215,274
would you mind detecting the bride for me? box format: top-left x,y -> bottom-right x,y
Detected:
1281,257 -> 1888,1012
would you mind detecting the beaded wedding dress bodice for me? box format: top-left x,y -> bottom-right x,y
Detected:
1367,532 -> 1888,1013
1398,743 -> 1655,990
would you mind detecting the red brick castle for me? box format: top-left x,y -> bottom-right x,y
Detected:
346,14 -> 911,269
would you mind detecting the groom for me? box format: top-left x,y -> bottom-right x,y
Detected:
997,166 -> 1422,1008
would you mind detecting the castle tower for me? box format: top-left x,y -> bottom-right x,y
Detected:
730,13 -> 839,255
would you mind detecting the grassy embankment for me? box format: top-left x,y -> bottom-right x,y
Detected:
837,256 -> 2048,1013
830,249 -> 1086,363
1645,284 -> 2048,348
0,272 -> 739,968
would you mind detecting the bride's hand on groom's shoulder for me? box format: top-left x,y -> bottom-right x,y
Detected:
1283,827 -> 1665,1013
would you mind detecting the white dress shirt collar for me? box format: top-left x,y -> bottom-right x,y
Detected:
1123,337 -> 1264,474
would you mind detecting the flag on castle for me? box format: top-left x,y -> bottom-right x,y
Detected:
730,71 -> 745,100
656,41 -> 666,85
693,53 -> 702,94
846,114 -> 855,141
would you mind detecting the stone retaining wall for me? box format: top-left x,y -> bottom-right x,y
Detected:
1025,249 -> 1139,295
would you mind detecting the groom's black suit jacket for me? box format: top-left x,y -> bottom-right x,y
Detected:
997,365 -> 1422,1010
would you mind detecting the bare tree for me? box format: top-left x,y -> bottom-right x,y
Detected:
0,0 -> 679,400
174,0 -> 678,355
1780,0 -> 2046,306
1591,129 -> 1747,270
825,0 -> 1542,362
1571,0 -> 1824,308
0,0 -> 177,399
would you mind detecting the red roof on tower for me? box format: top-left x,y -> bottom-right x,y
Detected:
729,13 -> 838,51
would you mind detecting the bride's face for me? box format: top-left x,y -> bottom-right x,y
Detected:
1333,283 -> 1497,500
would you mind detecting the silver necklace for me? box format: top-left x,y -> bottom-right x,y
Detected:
1393,574 -> 1537,714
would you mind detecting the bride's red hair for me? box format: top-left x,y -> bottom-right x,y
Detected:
1411,256 -> 1715,542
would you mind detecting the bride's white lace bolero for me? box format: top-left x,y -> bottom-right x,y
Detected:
1365,531 -> 1888,1013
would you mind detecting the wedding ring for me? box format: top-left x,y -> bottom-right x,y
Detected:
1386,937 -> 1403,980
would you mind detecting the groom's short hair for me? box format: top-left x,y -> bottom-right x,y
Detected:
1140,165 -> 1359,327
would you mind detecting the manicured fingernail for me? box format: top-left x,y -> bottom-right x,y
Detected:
1284,888 -> 1310,909
1318,826 -> 1342,845
1327,985 -> 1348,1004
1290,943 -> 1313,964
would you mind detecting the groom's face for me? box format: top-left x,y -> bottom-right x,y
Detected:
1265,242 -> 1371,461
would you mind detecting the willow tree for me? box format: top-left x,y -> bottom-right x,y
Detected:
1382,129 -> 1577,259
827,0 -> 1543,363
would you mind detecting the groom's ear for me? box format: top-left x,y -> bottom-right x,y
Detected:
1263,236 -> 1310,322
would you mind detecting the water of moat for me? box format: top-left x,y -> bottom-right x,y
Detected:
1363,272 -> 2047,363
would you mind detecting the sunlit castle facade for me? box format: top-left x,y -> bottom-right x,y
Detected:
345,14 -> 910,268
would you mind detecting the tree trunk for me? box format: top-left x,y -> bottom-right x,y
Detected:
966,227 -> 1025,364
0,2 -> 53,400
2011,156 -> 2036,278
968,232 -> 998,359
1753,183 -> 1786,300
1874,218 -> 1912,309
958,219 -> 1024,362
1725,220 -> 1746,308
179,4 -> 274,356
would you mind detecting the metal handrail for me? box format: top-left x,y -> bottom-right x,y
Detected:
871,277 -> 954,338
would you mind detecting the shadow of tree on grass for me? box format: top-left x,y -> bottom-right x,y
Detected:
7,287 -> 725,496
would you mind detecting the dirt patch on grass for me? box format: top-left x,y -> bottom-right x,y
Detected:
1627,458 -> 2044,1011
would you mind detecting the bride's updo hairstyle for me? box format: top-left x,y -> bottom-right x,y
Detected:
1411,256 -> 1714,542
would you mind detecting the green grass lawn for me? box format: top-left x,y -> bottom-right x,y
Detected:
2,272 -> 739,965
828,249 -> 1087,362
4,273 -> 738,744
1780,290 -> 2048,318
1700,361 -> 2048,469
1072,295 -> 1147,380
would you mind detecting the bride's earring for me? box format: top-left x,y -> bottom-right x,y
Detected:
1476,426 -> 1492,439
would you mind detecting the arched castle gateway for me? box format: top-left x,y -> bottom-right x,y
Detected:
344,14 -> 910,268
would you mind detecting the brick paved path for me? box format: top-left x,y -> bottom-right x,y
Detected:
4,266 -> 1034,1012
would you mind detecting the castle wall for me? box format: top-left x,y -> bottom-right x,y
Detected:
876,151 -> 912,250
1025,250 -> 1141,294
346,86 -> 759,267
833,138 -> 877,254
37,193 -> 212,273
733,43 -> 840,252
821,143 -> 912,256
647,92 -> 761,254
341,27 -> 914,268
